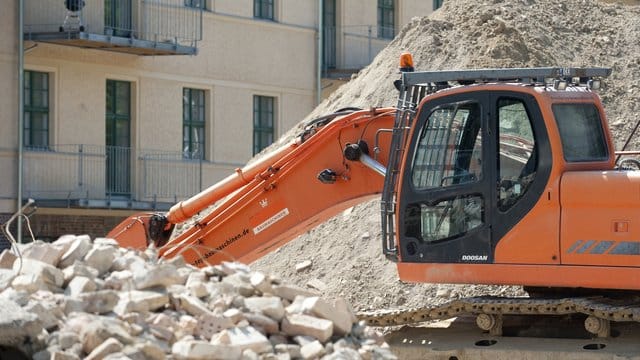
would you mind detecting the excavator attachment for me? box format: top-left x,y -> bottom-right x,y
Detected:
107,212 -> 153,250
108,212 -> 175,250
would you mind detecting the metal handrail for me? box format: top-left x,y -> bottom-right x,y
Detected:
22,144 -> 225,207
24,0 -> 202,47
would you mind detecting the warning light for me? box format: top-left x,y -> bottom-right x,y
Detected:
399,52 -> 414,72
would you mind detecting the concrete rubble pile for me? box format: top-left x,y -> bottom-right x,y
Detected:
0,235 -> 396,360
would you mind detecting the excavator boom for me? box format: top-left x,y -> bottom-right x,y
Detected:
109,108 -> 397,266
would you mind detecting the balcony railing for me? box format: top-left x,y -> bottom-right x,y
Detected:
322,25 -> 394,77
24,0 -> 202,55
23,145 -> 230,210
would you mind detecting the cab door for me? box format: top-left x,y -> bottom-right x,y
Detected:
397,92 -> 495,263
396,89 -> 553,265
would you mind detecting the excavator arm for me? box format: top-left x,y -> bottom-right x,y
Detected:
109,108 -> 397,266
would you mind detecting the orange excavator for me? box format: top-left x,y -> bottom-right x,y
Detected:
109,55 -> 640,337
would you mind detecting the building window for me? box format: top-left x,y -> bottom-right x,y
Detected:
253,95 -> 275,155
254,0 -> 274,20
185,0 -> 206,9
378,0 -> 394,39
24,70 -> 50,148
183,88 -> 206,159
433,0 -> 444,10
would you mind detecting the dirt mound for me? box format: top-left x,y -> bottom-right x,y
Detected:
252,0 -> 640,312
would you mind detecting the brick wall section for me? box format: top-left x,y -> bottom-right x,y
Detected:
1,213 -> 128,243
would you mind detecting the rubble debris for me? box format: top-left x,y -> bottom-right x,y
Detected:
0,235 -> 394,359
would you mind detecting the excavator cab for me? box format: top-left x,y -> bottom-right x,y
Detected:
381,67 -> 640,291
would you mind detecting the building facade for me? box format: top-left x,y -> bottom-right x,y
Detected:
1,0 -> 435,243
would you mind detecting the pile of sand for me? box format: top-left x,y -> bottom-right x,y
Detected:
252,0 -> 640,312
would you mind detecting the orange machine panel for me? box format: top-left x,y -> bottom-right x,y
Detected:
560,170 -> 640,267
396,262 -> 640,290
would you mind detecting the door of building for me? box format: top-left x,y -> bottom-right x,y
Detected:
105,79 -> 131,197
323,0 -> 336,71
105,0 -> 132,37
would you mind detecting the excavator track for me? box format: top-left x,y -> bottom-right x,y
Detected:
357,295 -> 640,337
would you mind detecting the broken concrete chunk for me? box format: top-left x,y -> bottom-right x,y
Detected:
295,260 -> 312,272
244,313 -> 279,334
222,273 -> 255,297
23,240 -> 66,267
50,351 -> 81,360
133,263 -> 184,290
177,315 -> 199,338
333,298 -> 358,325
281,314 -> 333,343
11,273 -> 48,293
14,258 -> 64,289
103,270 -> 134,291
210,326 -> 272,355
244,296 -> 285,321
24,301 -> 60,330
63,263 -> 100,285
93,238 -> 120,247
172,339 -> 242,360
78,315 -> 133,354
285,296 -> 307,315
114,290 -> 169,315
0,270 -> 16,292
85,337 -> 124,360
84,246 -> 117,276
303,297 -> 353,336
274,343 -> 301,359
300,340 -> 325,360
111,253 -> 145,272
133,341 -> 165,360
58,331 -> 81,350
186,271 -> 208,298
59,235 -> 93,268
324,348 -> 361,360
174,293 -> 211,317
223,308 -> 245,324
0,298 -> 42,352
219,261 -> 251,275
272,284 -> 318,302
249,271 -> 273,295
65,276 -> 97,297
77,290 -> 119,314
196,312 -> 234,340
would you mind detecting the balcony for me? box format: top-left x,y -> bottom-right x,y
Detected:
23,145 -> 230,210
24,0 -> 202,56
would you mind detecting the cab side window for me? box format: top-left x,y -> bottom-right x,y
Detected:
497,98 -> 536,211
552,103 -> 608,162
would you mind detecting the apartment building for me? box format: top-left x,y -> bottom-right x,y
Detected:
0,0 -> 436,243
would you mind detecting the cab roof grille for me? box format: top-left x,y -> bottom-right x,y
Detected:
397,67 -> 611,91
